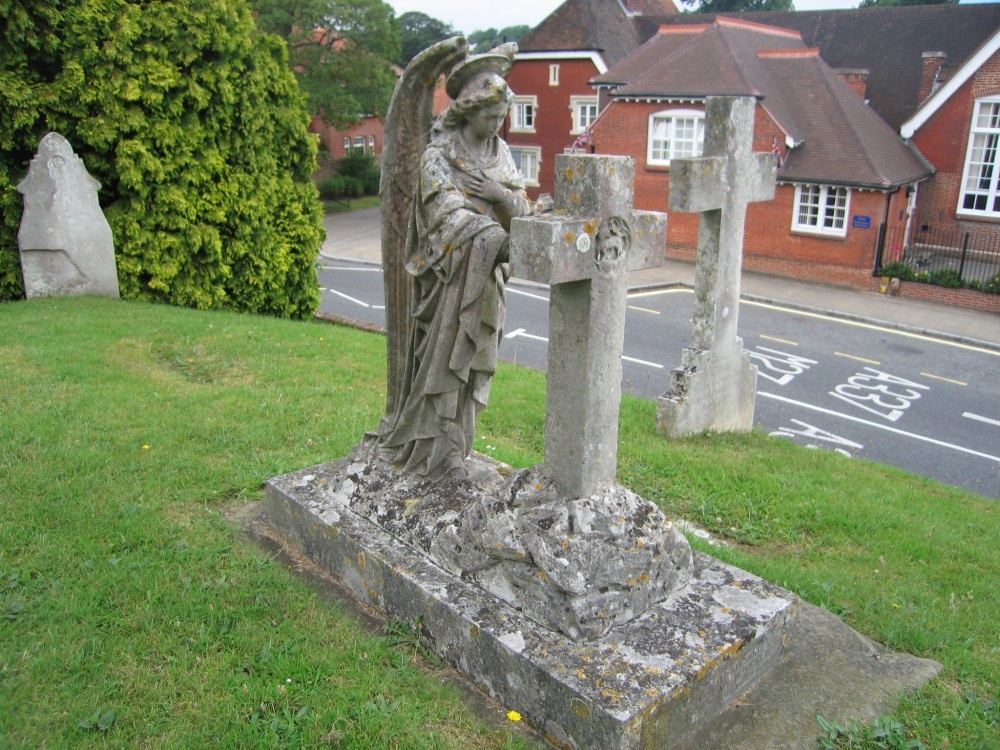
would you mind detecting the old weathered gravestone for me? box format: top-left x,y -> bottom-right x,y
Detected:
508,153 -> 666,497
657,96 -> 775,437
17,132 -> 119,298
266,63 -> 798,750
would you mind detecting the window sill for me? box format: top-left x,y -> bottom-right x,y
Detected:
791,228 -> 848,241
955,211 -> 1000,224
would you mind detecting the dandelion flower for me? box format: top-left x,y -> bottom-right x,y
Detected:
142,444 -> 151,451
506,710 -> 522,722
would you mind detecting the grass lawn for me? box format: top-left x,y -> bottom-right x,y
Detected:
1,296 -> 996,748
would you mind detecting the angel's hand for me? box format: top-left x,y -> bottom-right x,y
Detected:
467,176 -> 511,206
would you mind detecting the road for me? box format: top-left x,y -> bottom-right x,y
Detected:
318,260 -> 1000,499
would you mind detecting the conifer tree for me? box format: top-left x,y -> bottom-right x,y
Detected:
1,0 -> 324,317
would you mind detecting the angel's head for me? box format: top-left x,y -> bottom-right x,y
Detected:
440,72 -> 515,135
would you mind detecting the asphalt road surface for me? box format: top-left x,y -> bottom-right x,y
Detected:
318,260 -> 1000,499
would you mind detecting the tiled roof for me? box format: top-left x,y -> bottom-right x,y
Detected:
598,19 -> 932,188
518,0 -> 674,67
639,5 -> 1000,130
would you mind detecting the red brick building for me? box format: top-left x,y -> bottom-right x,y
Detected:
902,28 -> 1000,248
589,18 -> 930,285
511,1 -> 1000,293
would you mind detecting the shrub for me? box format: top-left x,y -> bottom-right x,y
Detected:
878,261 -> 915,281
337,148 -> 381,196
1,0 -> 324,318
317,175 -> 364,200
985,270 -> 1000,295
926,268 -> 965,288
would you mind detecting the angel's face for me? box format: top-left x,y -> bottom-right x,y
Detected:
466,102 -> 509,141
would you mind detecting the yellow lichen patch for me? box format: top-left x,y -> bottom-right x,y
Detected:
470,624 -> 481,638
577,668 -> 587,680
403,497 -> 422,516
583,219 -> 598,235
646,666 -> 662,676
562,539 -> 571,550
564,167 -> 576,181
564,231 -> 576,244
538,570 -> 549,580
357,552 -> 366,570
570,697 -> 591,719
571,193 -> 580,204
639,573 -> 649,584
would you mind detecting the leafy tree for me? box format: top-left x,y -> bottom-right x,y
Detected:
678,0 -> 793,11
398,11 -> 457,67
858,0 -> 956,7
251,0 -> 400,128
468,26 -> 532,53
1,0 -> 324,317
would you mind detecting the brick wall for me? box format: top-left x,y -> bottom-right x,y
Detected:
507,58 -> 602,198
310,116 -> 385,161
866,277 -> 1000,314
591,99 -> 902,282
913,47 -> 1000,241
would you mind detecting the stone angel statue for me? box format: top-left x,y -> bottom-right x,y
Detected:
376,39 -> 532,479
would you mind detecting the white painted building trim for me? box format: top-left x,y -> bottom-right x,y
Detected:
514,51 -> 608,75
901,28 -> 1000,139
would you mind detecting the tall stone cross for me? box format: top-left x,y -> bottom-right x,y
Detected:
657,96 -> 777,437
509,154 -> 666,497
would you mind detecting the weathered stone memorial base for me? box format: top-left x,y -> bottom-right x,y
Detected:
266,451 -> 797,750
657,346 -> 758,438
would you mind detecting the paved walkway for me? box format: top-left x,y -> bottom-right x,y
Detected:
322,207 -> 1000,351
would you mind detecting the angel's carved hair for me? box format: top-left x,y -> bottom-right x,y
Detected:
435,72 -> 515,133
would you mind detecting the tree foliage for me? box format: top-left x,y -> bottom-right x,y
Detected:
858,0 -> 956,7
678,0 -> 793,11
468,26 -> 532,54
0,0 -> 324,317
398,11 -> 457,67
251,0 -> 400,128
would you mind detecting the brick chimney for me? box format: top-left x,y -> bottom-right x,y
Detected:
836,69 -> 869,100
920,52 -> 947,104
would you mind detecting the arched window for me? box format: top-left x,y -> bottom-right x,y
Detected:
959,96 -> 1000,217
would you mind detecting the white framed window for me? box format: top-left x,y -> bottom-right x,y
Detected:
792,184 -> 850,237
343,136 -> 350,151
549,64 -> 560,86
511,96 -> 537,133
570,96 -> 598,134
959,96 -> 1000,217
368,135 -> 376,153
647,109 -> 704,166
509,146 -> 541,187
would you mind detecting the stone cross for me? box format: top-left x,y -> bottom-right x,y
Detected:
657,96 -> 776,437
17,132 -> 119,299
509,154 -> 666,497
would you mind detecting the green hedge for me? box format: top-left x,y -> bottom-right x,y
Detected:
880,261 -> 1000,295
1,0 -> 324,318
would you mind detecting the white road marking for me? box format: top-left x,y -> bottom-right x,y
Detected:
506,287 -> 550,302
503,328 -> 548,343
759,391 -> 1000,463
963,411 -> 1000,428
328,289 -> 370,308
622,356 -> 664,369
317,265 -> 382,271
627,288 -> 693,298
742,298 -> 1000,356
627,305 -> 661,314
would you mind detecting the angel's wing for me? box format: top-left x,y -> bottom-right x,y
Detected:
379,36 -> 469,420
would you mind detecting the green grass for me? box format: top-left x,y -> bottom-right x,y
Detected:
1,296 -> 997,748
323,196 -> 380,214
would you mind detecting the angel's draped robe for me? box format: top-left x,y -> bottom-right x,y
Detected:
379,127 -> 530,476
